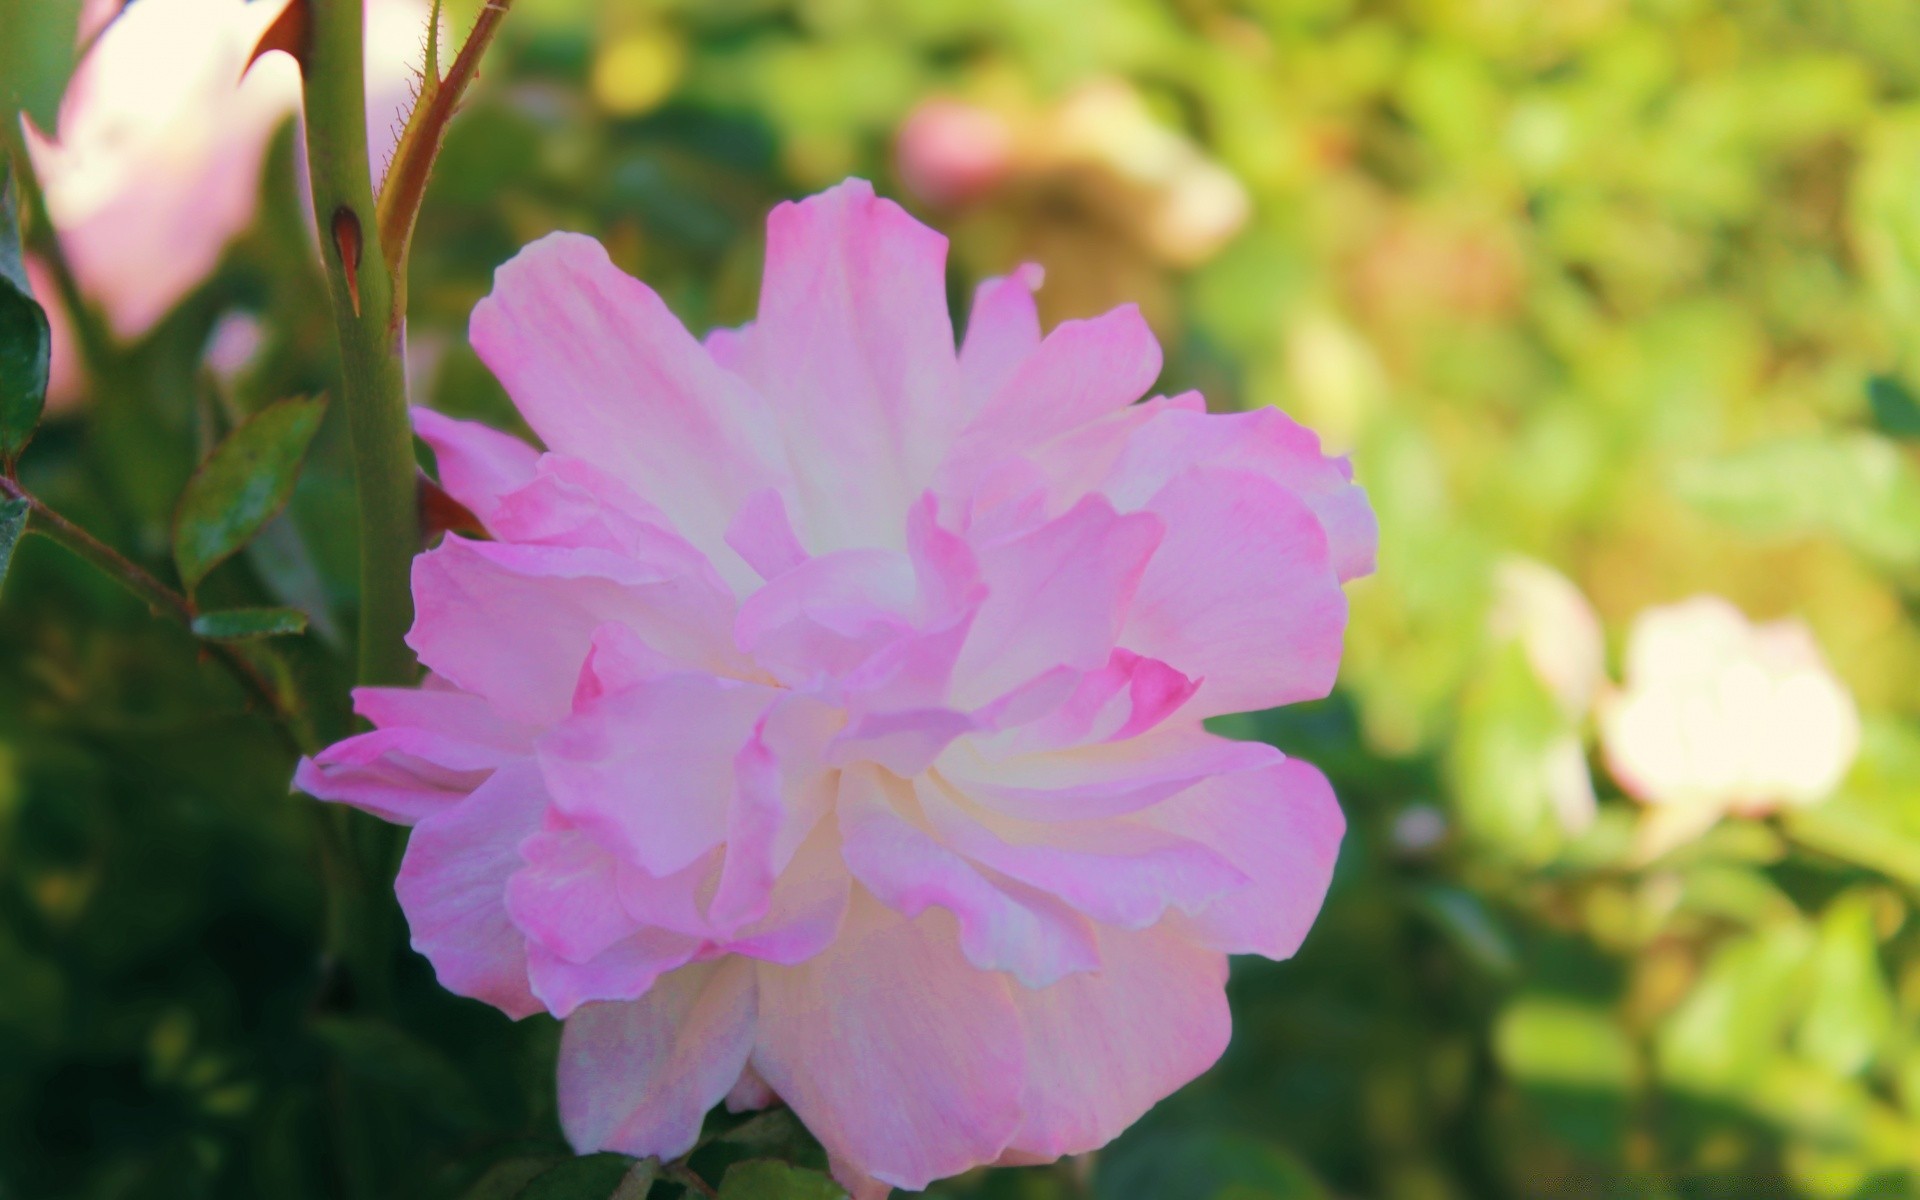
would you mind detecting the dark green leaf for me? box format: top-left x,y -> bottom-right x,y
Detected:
0,164 -> 51,467
189,606 -> 310,641
1409,884 -> 1521,980
0,495 -> 27,598
459,1159 -> 567,1200
172,395 -> 327,592
516,1154 -> 644,1200
310,1015 -> 486,1132
1867,374 -> 1920,438
719,1160 -> 846,1200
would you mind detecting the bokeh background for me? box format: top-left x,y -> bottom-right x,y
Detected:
4,0 -> 1920,1197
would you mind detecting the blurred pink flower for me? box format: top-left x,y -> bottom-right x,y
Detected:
23,0 -> 429,368
297,180 -> 1375,1196
896,99 -> 1016,207
1601,597 -> 1859,853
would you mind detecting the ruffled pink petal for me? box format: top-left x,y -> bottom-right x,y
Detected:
734,548 -> 920,685
724,487 -> 811,583
559,958 -> 757,1159
393,760 -> 545,1019
942,724 -> 1279,823
838,768 -> 1099,988
956,266 -> 1043,408
410,407 -> 540,528
526,929 -> 702,1018
294,732 -> 488,825
751,896 -> 1025,1192
407,536 -> 746,724
748,179 -> 960,549
1140,756 -> 1344,960
943,304 -> 1161,493
919,777 -> 1246,931
1003,923 -> 1231,1160
720,824 -> 851,964
1121,467 -> 1346,719
1099,406 -> 1377,583
469,232 -> 785,566
506,825 -> 640,964
995,648 -> 1199,756
538,672 -> 779,877
950,495 -> 1164,708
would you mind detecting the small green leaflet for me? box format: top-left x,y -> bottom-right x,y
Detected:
0,163 -> 51,468
172,395 -> 328,593
189,606 -> 310,641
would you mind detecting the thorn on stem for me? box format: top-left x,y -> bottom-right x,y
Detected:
246,0 -> 311,77
331,207 -> 363,317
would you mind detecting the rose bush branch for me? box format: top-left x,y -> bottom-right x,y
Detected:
291,0 -> 513,688
294,0 -> 415,688
0,473 -> 308,749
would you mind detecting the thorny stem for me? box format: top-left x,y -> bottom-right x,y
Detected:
376,0 -> 516,291
298,0 -> 420,688
0,475 -> 309,752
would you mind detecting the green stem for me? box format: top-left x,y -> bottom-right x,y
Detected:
0,475 -> 309,751
300,0 -> 419,688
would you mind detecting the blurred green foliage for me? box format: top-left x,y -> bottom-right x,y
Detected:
5,0 -> 1920,1197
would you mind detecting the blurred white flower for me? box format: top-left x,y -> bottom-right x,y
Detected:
1601,597 -> 1860,854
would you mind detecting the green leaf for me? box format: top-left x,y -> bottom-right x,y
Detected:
1408,884 -> 1520,980
172,395 -> 328,593
189,606 -> 309,641
1673,432 -> 1920,572
1796,890 -> 1896,1077
1867,375 -> 1920,438
719,1160 -> 846,1200
0,164 -> 51,468
459,1159 -> 565,1200
517,1154 -> 644,1200
0,495 -> 28,598
1494,994 -> 1635,1156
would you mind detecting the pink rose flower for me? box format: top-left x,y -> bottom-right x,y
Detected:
1601,596 -> 1860,855
24,0 -> 428,356
297,180 -> 1375,1196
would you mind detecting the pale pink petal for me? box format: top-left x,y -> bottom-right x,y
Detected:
393,761 -> 545,1019
838,768 -> 1099,988
1003,923 -> 1231,1160
410,407 -> 540,528
506,826 -> 639,964
733,548 -> 920,685
559,958 -> 757,1159
943,305 -> 1162,493
538,673 -> 778,877
724,1064 -> 776,1113
950,495 -> 1165,708
751,896 -> 1024,1192
407,536 -> 745,724
724,487 -> 811,583
919,777 -> 1246,931
1099,406 -> 1377,583
1121,467 -> 1346,719
469,232 -> 785,564
956,266 -> 1043,407
1140,756 -> 1344,960
294,731 -> 490,825
526,929 -> 702,1018
943,724 -> 1279,823
747,179 -> 960,549
721,824 -> 852,964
